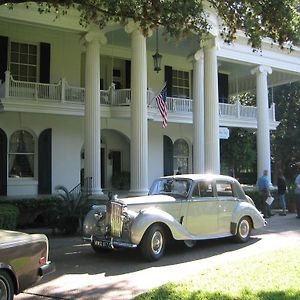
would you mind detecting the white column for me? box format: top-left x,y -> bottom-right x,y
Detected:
251,65 -> 272,183
84,29 -> 107,196
126,22 -> 149,196
192,50 -> 205,174
203,38 -> 220,174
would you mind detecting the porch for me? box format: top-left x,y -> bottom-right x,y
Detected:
0,71 -> 278,129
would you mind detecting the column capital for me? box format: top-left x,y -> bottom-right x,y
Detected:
251,65 -> 272,76
194,49 -> 204,61
125,19 -> 153,37
84,27 -> 107,45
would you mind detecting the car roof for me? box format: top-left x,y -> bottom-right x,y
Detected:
160,174 -> 238,182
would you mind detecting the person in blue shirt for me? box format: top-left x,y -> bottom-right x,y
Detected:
258,170 -> 273,218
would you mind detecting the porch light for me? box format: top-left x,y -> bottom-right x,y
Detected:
152,29 -> 162,73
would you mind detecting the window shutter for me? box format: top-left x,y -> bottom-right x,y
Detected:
0,36 -> 8,83
163,135 -> 173,176
40,43 -> 51,83
0,129 -> 7,196
218,73 -> 229,103
164,65 -> 173,96
38,128 -> 52,194
125,60 -> 131,88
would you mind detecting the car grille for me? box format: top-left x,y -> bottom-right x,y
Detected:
109,201 -> 124,238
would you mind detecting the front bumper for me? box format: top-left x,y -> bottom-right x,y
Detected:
38,261 -> 55,277
91,235 -> 137,249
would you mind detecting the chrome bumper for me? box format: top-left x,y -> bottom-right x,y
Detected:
92,236 -> 137,249
38,261 -> 55,277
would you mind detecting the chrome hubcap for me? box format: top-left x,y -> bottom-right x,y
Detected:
239,219 -> 250,238
151,231 -> 163,255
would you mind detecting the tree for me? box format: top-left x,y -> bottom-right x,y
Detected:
1,0 -> 300,49
272,82 -> 300,184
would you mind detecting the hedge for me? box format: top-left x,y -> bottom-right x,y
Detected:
0,204 -> 19,230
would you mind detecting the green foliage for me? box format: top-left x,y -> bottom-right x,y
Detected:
0,204 -> 19,230
2,0 -> 300,49
0,197 -> 62,228
272,82 -> 300,183
54,185 -> 88,234
220,128 -> 257,183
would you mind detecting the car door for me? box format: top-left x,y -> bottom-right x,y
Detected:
183,180 -> 219,237
216,180 -> 239,234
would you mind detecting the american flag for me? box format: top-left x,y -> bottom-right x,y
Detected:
155,84 -> 168,128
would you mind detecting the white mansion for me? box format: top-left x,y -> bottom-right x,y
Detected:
0,4 -> 300,197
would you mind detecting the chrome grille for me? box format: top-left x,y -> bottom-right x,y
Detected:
110,201 -> 124,237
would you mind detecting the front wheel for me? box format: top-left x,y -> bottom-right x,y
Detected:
140,224 -> 166,261
235,217 -> 252,243
0,270 -> 14,300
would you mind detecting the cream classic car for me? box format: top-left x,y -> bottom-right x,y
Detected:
83,174 -> 265,261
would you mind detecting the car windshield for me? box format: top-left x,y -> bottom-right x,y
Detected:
149,178 -> 191,198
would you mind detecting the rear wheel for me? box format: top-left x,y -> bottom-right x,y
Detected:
140,224 -> 166,261
235,217 -> 252,243
0,270 -> 14,300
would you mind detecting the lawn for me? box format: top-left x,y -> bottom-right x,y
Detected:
134,245 -> 300,300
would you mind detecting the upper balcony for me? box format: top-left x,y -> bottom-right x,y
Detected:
0,71 -> 279,129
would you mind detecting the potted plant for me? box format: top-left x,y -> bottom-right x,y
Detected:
54,185 -> 87,234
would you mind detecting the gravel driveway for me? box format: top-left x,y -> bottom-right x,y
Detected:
16,213 -> 300,300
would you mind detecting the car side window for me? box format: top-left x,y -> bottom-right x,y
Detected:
216,181 -> 234,197
192,181 -> 214,198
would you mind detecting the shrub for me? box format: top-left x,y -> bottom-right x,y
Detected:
0,204 -> 19,230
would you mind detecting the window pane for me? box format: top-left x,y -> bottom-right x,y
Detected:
28,54 -> 36,65
10,63 -> 19,76
28,66 -> 36,77
20,43 -> 28,54
9,154 -> 34,178
20,65 -> 28,77
11,52 -> 19,63
29,44 -> 37,54
216,181 -> 233,197
20,53 -> 28,64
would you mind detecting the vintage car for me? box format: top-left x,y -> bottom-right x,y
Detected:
83,174 -> 265,261
0,230 -> 55,300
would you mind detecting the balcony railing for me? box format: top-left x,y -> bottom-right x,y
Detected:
0,70 -> 277,123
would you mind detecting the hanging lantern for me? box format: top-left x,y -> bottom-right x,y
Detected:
152,29 -> 162,73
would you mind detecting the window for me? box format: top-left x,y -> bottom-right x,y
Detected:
9,42 -> 38,82
174,139 -> 189,174
216,181 -> 233,197
9,130 -> 35,178
172,69 -> 190,98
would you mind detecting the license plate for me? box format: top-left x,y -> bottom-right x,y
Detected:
94,240 -> 111,248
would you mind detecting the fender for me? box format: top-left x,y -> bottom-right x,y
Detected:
231,202 -> 265,234
130,207 -> 193,245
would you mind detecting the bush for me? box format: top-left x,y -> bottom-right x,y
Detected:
0,197 -> 63,228
0,204 -> 19,230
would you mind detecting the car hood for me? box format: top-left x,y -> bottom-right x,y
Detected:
120,194 -> 176,206
0,230 -> 47,248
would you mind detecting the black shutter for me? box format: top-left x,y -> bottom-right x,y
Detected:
164,65 -> 173,96
38,128 -> 52,194
0,129 -> 7,196
218,73 -> 228,103
125,60 -> 131,88
0,36 -> 8,83
163,135 -> 173,176
40,43 -> 51,83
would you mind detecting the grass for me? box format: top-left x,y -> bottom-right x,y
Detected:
134,245 -> 300,300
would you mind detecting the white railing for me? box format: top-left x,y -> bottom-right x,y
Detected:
1,71 -> 276,123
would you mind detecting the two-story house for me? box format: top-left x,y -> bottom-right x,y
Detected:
1,4 -> 300,197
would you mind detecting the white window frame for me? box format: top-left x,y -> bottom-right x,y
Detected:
172,69 -> 190,98
9,40 -> 39,82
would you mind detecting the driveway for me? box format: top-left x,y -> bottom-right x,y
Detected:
16,213 -> 300,300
